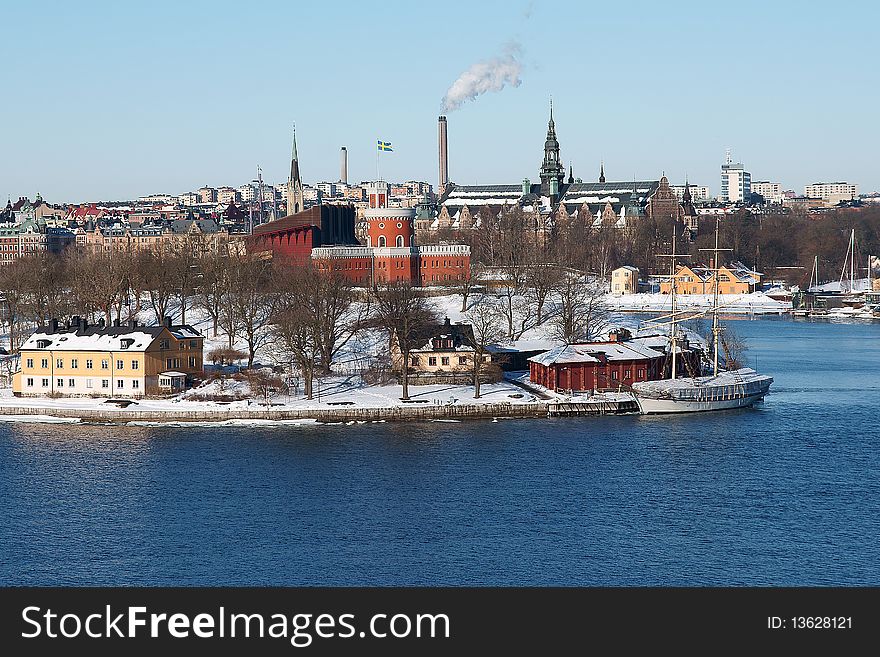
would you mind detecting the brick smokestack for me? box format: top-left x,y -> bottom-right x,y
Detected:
340,147 -> 348,185
438,115 -> 449,192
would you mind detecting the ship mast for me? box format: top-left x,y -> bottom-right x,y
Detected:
657,225 -> 691,379
699,218 -> 732,376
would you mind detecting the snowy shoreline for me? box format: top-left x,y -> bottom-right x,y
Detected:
0,400 -> 550,426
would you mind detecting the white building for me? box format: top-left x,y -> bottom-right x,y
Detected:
751,181 -> 784,204
238,184 -> 256,202
804,182 -> 858,202
720,152 -> 751,203
670,184 -> 711,202
217,187 -> 239,205
316,182 -> 338,197
177,192 -> 199,206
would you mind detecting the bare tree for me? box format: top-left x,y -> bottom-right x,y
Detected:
272,267 -> 322,399
371,281 -> 439,400
195,247 -> 230,339
66,248 -> 127,325
527,263 -> 563,324
548,275 -> 611,344
138,247 -> 179,325
225,253 -> 277,368
463,297 -> 505,398
171,237 -> 201,326
0,260 -> 27,351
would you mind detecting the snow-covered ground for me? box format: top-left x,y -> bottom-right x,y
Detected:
603,291 -> 790,314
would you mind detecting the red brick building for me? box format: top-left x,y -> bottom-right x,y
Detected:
252,192 -> 470,286
528,334 -> 698,392
247,205 -> 359,267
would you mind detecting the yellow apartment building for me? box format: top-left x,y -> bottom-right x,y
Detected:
12,317 -> 204,398
660,262 -> 762,295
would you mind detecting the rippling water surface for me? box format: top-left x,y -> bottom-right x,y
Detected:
1,317 -> 879,585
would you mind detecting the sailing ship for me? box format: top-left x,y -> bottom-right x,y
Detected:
632,221 -> 773,414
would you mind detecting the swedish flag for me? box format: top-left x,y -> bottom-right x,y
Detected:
377,140 -> 393,152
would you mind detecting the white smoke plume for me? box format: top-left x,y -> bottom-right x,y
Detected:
440,43 -> 523,113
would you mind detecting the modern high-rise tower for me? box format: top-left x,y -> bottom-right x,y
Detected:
720,149 -> 751,203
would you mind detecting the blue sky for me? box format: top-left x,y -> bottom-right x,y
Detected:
1,0 -> 877,203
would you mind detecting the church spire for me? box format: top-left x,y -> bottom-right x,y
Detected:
539,97 -> 564,196
568,164 -> 574,185
599,161 -> 605,184
286,124 -> 304,216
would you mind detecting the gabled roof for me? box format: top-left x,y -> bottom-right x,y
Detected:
528,339 -> 664,366
20,323 -> 202,353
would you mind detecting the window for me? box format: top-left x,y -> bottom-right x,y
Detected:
101,360 -> 109,369
189,357 -> 197,368
56,358 -> 63,368
26,378 -> 33,387
132,380 -> 139,389
396,235 -> 403,247
101,380 -> 109,389
624,371 -> 631,380
26,358 -> 33,368
159,339 -> 170,350
41,358 -> 48,369
132,360 -> 139,370
190,340 -> 198,348
638,369 -> 646,379
410,357 -> 419,366
166,359 -> 173,369
441,357 -> 450,366
57,378 -> 64,387
116,360 -> 124,370
459,356 -> 467,365
428,357 -> 437,366
86,359 -> 93,369
86,379 -> 93,389
42,378 -> 49,387
611,371 -> 619,380
378,236 -> 386,247
71,359 -> 78,369
117,380 -> 124,389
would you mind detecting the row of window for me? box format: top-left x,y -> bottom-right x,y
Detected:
410,355 -> 490,366
26,355 -> 199,370
26,357 -> 141,371
25,378 -> 140,390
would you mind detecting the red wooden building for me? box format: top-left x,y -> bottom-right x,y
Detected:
529,335 -> 689,392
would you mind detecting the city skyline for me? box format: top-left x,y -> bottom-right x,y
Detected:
1,0 -> 877,203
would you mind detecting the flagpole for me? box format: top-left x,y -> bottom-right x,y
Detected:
376,137 -> 380,182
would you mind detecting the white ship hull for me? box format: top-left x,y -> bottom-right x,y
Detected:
636,390 -> 767,414
632,369 -> 773,415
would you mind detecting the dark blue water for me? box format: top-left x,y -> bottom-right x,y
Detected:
1,317 -> 879,585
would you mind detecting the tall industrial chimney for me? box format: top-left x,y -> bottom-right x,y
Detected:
340,146 -> 348,184
438,115 -> 449,192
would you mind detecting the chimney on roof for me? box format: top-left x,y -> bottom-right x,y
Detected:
164,316 -> 173,328
50,319 -> 59,333
71,315 -> 81,330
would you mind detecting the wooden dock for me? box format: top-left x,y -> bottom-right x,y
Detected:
547,397 -> 640,417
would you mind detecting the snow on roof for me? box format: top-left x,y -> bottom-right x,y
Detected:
20,324 -> 202,352
528,339 -> 663,366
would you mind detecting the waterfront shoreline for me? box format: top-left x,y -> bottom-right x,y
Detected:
0,401 -> 551,425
